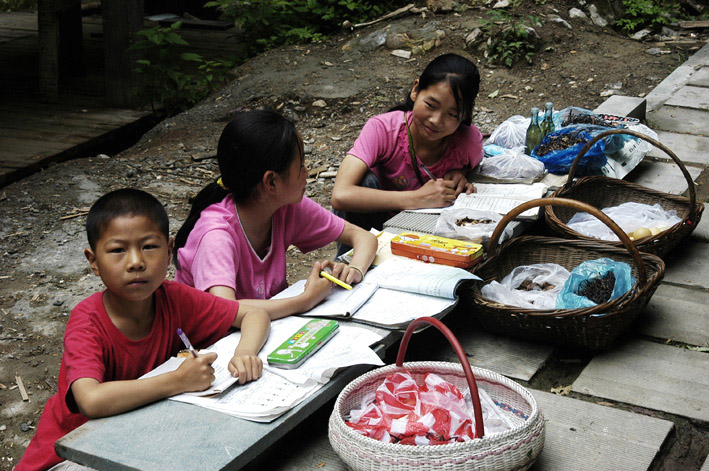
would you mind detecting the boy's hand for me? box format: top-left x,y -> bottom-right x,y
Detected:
301,261 -> 333,310
321,260 -> 363,285
229,351 -> 263,384
175,352 -> 218,392
443,169 -> 475,196
413,179 -> 457,208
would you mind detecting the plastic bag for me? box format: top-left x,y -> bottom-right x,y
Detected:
346,371 -> 514,445
556,258 -> 635,309
531,124 -> 609,175
477,146 -> 546,180
434,208 -> 512,245
481,263 -> 570,310
600,123 -> 659,179
567,202 -> 682,241
485,115 -> 528,149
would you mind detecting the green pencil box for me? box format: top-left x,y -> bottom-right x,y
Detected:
267,319 -> 339,369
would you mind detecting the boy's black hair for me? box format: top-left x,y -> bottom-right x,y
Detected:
86,188 -> 169,250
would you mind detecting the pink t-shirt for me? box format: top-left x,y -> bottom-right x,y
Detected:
175,195 -> 345,299
348,110 -> 483,191
16,281 -> 238,471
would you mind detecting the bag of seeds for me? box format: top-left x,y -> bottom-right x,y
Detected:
531,124 -> 609,175
556,258 -> 635,309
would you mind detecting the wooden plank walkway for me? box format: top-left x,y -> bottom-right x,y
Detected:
0,11 -> 241,187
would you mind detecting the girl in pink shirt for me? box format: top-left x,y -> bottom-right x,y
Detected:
332,53 -> 484,247
174,110 -> 376,319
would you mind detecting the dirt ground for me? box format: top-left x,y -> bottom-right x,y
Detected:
1,0 -> 707,468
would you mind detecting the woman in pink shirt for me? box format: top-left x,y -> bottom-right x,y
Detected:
174,110 -> 376,319
331,53 -> 484,253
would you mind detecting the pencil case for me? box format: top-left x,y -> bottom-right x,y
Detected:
267,319 -> 339,369
390,232 -> 483,269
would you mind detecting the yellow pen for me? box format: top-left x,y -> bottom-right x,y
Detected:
320,270 -> 353,290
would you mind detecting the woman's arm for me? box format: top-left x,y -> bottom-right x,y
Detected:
332,155 -> 457,212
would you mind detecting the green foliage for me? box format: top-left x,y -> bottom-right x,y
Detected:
204,0 -> 406,53
0,0 -> 37,11
483,12 -> 541,68
130,22 -> 234,115
615,0 -> 679,33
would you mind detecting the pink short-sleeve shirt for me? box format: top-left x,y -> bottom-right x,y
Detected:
348,110 -> 483,191
175,195 -> 345,299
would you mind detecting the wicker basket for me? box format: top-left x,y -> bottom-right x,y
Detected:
545,129 -> 704,257
465,197 -> 665,350
329,317 -> 545,471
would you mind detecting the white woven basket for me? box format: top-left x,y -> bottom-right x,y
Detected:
328,318 -> 545,471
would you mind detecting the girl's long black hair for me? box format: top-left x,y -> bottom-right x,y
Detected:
173,109 -> 300,267
390,53 -> 480,126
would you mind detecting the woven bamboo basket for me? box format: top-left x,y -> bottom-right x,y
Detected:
465,197 -> 665,350
545,129 -> 704,257
329,317 -> 545,471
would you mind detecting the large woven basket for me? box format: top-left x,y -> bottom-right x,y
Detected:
329,317 -> 545,471
465,197 -> 665,350
545,129 -> 704,257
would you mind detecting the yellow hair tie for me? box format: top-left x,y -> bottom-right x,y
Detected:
216,177 -> 228,190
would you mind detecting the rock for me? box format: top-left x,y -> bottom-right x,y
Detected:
426,0 -> 454,12
319,171 -> 338,178
568,8 -> 588,20
660,27 -> 677,40
391,49 -> 412,59
631,29 -> 651,41
600,89 -> 617,97
465,28 -> 483,48
386,33 -> 408,49
493,0 -> 509,8
312,99 -> 327,108
588,4 -> 608,27
548,15 -> 572,29
96,154 -> 110,159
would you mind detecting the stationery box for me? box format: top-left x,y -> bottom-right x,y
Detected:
390,233 -> 483,269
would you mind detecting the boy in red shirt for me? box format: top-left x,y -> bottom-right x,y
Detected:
15,188 -> 270,471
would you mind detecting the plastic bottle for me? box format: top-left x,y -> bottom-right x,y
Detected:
525,107 -> 542,155
540,102 -> 555,137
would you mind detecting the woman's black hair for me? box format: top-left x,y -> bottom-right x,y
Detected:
390,53 -> 480,126
173,109 -> 301,267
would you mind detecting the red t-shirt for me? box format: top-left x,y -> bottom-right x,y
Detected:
15,281 -> 238,471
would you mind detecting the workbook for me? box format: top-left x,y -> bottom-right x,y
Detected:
275,257 -> 481,329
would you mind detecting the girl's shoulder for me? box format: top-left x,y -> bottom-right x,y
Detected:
450,123 -> 484,149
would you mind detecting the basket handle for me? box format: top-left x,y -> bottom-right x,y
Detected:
488,197 -> 647,284
565,129 -> 699,226
396,317 -> 485,439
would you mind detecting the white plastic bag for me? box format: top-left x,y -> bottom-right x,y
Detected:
481,263 -> 570,309
567,202 -> 681,241
477,147 -> 546,180
485,115 -> 528,149
434,208 -> 512,244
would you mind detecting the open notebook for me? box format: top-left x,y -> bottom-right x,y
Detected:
275,257 -> 481,329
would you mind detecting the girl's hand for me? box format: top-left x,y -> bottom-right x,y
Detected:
443,169 -> 475,196
413,179 -> 457,208
302,261 -> 333,310
321,260 -> 363,285
229,350 -> 263,384
175,352 -> 218,392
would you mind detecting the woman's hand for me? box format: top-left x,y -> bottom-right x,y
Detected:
443,169 -> 475,196
411,179 -> 458,208
301,261 -> 333,310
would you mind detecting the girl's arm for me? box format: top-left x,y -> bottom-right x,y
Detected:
228,304 -> 270,384
332,155 -> 457,211
71,352 -> 220,419
208,262 -> 332,320
332,221 -> 376,285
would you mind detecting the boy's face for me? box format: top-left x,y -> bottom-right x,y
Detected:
84,215 -> 173,304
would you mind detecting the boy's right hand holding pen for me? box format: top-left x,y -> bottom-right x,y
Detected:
174,351 -> 219,392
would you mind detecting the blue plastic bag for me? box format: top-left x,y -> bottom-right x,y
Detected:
531,125 -> 609,175
556,258 -> 636,309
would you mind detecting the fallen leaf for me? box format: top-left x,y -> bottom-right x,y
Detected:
487,89 -> 499,98
550,385 -> 571,396
596,401 -> 613,407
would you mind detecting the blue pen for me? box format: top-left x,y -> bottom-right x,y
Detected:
176,328 -> 199,358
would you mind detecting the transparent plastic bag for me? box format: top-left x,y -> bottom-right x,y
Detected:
556,258 -> 635,309
477,146 -> 546,179
434,208 -> 512,245
485,115 -> 528,149
567,202 -> 682,241
481,263 -> 571,310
